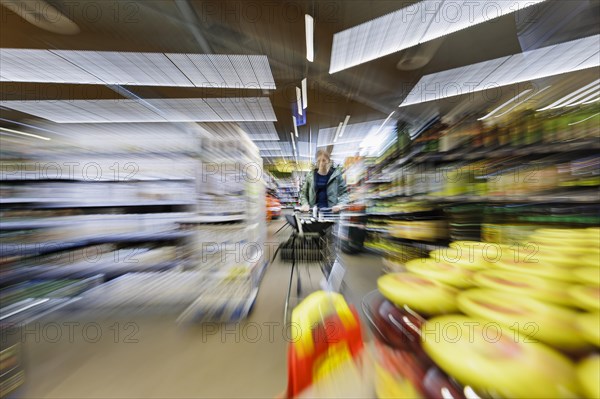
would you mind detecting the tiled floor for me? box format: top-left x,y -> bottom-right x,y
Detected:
20,219 -> 382,398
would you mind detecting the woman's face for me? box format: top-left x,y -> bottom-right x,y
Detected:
317,154 -> 330,170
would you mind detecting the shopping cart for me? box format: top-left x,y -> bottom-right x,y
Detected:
272,207 -> 344,324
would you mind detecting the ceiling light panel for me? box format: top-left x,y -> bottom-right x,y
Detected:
317,119 -> 385,147
259,142 -> 293,157
255,141 -> 281,151
400,34 -> 600,107
297,142 -> 314,158
330,0 -> 548,73
0,49 -> 99,83
55,50 -> 192,86
197,123 -> 245,141
239,122 -> 279,141
35,123 -> 197,152
1,98 -> 276,123
0,49 -> 276,89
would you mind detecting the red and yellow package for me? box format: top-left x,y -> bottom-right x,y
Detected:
286,291 -> 364,398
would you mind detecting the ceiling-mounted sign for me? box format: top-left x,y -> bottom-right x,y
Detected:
293,102 -> 306,126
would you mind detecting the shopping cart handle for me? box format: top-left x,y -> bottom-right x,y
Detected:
293,207 -> 311,213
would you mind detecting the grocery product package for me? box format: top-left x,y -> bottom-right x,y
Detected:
285,291 -> 367,398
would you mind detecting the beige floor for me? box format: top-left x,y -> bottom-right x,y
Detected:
20,219 -> 382,398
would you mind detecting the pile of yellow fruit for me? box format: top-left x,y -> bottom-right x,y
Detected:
377,228 -> 600,398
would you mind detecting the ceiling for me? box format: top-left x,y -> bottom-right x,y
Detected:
1,0 -> 599,163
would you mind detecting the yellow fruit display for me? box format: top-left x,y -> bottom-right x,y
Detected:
570,285 -> 600,312
472,269 -> 572,307
576,313 -> 600,347
405,258 -> 474,288
457,289 -> 588,351
495,257 -> 579,283
573,267 -> 600,285
377,273 -> 459,315
421,315 -> 580,398
429,247 -> 491,271
577,355 -> 600,399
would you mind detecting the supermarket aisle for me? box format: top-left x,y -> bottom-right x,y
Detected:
21,218 -> 382,399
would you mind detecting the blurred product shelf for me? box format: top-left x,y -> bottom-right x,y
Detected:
0,124 -> 267,326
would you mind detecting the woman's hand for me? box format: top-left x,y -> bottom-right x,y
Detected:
299,205 -> 310,212
332,205 -> 342,213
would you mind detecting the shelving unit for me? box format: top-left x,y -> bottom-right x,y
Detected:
277,182 -> 299,208
0,128 -> 198,323
0,122 -> 268,323
172,126 -> 268,321
356,106 -> 600,270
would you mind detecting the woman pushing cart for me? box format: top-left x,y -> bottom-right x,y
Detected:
298,149 -> 349,214
273,150 -> 350,322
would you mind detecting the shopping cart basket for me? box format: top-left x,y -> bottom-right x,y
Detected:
272,208 -> 343,324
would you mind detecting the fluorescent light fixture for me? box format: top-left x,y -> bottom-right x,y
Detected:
259,147 -> 281,152
301,78 -> 308,109
537,79 -> 600,111
292,116 -> 299,137
568,112 -> 600,126
0,97 -> 277,123
400,35 -> 600,107
290,132 -> 296,151
319,119 -> 386,147
0,49 -> 276,89
339,115 -> 351,138
360,115 -> 397,156
0,127 -> 51,140
296,87 -> 303,116
564,90 -> 600,107
478,90 -> 532,120
0,118 -> 62,135
329,0 -> 548,73
305,14 -> 314,62
492,87 -> 549,118
494,86 -> 551,117
374,111 -> 396,135
333,122 -> 343,143
309,126 -> 312,161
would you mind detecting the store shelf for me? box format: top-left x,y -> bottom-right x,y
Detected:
0,230 -> 192,257
0,198 -> 196,207
380,147 -> 424,171
365,193 -> 410,200
0,267 -> 50,287
0,177 -> 195,183
367,211 -> 408,216
365,178 -> 393,184
0,297 -> 76,324
177,214 -> 246,224
380,234 -> 448,252
362,190 -> 600,205
0,262 -> 181,288
366,227 -> 389,233
412,192 -> 600,204
405,139 -> 600,164
35,261 -> 181,280
0,213 -> 196,231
